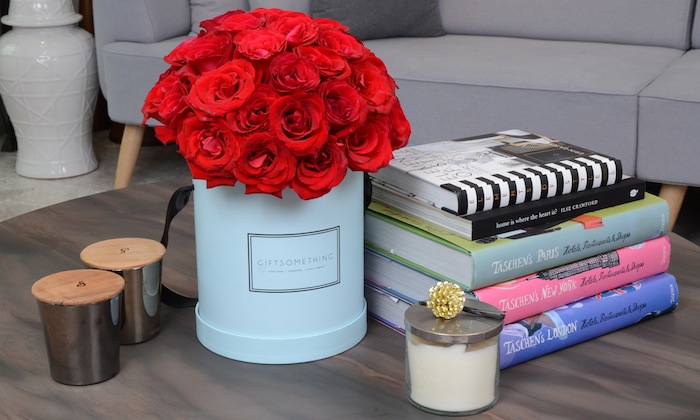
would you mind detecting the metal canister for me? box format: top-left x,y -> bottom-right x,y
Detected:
80,238 -> 166,344
32,269 -> 124,385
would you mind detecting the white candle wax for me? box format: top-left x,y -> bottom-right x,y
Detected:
407,332 -> 498,413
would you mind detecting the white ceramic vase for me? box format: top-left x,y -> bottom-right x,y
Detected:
0,0 -> 98,178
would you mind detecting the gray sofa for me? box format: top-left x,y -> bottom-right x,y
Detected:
93,0 -> 700,228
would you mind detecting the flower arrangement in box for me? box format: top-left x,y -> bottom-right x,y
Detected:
142,8 -> 410,200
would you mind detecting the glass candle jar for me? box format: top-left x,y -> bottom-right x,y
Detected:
404,300 -> 504,416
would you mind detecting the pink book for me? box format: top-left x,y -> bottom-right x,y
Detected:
471,235 -> 671,324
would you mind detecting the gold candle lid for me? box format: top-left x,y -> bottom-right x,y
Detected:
405,281 -> 504,344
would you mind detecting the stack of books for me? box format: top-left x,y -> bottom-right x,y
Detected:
363,129 -> 679,369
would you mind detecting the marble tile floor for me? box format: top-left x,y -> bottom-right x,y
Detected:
1,130 -> 699,248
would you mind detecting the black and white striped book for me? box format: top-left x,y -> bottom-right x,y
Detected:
374,129 -> 623,216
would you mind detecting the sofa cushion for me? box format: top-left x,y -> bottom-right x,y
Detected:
637,50 -> 700,185
365,35 -> 683,95
190,0 -> 250,34
312,0 -> 444,40
249,0 -> 312,13
102,37 -> 190,125
438,0 -> 695,50
363,35 -> 685,174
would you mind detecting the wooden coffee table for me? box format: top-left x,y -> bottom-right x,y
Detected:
1,178 -> 698,418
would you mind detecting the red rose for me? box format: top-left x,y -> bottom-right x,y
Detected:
388,102 -> 411,150
176,114 -> 239,187
316,27 -> 365,59
234,28 -> 287,61
234,132 -> 298,197
142,70 -> 189,126
152,125 -> 176,144
270,92 -> 328,155
187,59 -> 256,118
314,18 -> 349,32
269,52 -> 321,93
226,84 -> 280,135
344,113 -> 394,172
318,79 -> 367,137
143,8 -> 411,198
350,60 -> 397,114
217,10 -> 265,32
265,11 -> 318,46
165,31 -> 236,76
295,45 -> 351,79
292,138 -> 348,200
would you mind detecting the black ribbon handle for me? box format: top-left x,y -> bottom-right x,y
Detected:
159,185 -> 198,308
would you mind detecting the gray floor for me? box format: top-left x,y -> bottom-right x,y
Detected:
1,130 -> 698,248
0,129 -> 189,222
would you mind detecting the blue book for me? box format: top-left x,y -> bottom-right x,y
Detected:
365,193 -> 669,290
499,272 -> 679,369
364,272 -> 679,369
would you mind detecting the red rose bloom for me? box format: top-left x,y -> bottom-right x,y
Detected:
265,11 -> 318,46
165,31 -> 235,75
227,84 -> 280,135
388,102 -> 411,150
316,27 -> 365,59
293,138 -> 348,200
187,59 -> 256,118
269,52 -> 321,93
318,79 -> 367,137
344,113 -> 394,172
270,92 -> 328,156
143,8 -> 410,198
234,132 -> 298,197
351,60 -> 397,114
176,114 -> 239,187
142,70 -> 188,127
234,28 -> 287,61
218,10 -> 265,32
295,45 -> 351,79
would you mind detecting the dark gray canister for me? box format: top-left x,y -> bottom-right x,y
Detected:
32,269 -> 124,385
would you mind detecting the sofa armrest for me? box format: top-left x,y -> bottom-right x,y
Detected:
93,0 -> 191,91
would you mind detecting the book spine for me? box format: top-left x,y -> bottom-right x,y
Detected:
468,177 -> 645,240
364,282 -> 410,334
500,272 -> 679,369
471,196 -> 669,288
473,236 -> 671,323
366,194 -> 669,290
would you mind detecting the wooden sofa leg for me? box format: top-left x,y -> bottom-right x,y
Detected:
658,183 -> 687,232
114,124 -> 146,189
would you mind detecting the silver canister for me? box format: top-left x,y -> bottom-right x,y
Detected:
404,300 -> 504,416
80,238 -> 166,344
32,269 -> 124,385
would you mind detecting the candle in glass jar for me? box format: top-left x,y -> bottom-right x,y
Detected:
407,333 -> 498,412
404,301 -> 503,416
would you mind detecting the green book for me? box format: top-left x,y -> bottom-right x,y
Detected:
364,193 -> 669,290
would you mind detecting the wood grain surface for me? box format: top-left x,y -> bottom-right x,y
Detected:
80,237 -> 166,270
1,178 -> 699,419
31,269 -> 124,306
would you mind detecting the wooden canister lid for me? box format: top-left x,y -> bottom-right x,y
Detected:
32,269 -> 125,306
80,238 -> 166,270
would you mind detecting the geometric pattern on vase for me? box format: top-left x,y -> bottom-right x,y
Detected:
0,1 -> 98,178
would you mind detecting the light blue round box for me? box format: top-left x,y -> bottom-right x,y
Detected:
192,171 -> 367,364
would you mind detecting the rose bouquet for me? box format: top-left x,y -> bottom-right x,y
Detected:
142,8 -> 410,199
